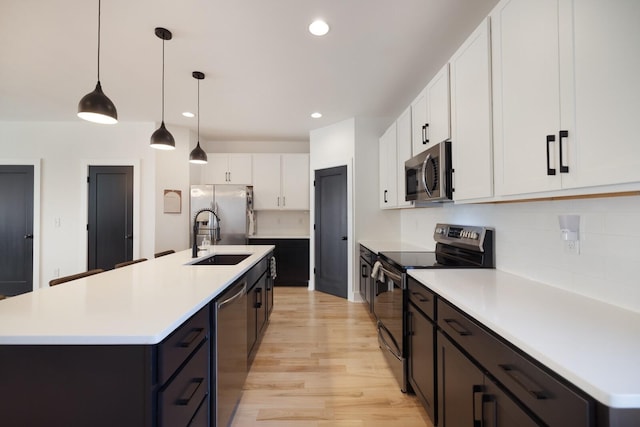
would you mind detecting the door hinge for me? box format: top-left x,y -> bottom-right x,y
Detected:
87,176 -> 90,183
86,224 -> 89,231
313,180 -> 316,187
313,267 -> 316,275
313,224 -> 316,230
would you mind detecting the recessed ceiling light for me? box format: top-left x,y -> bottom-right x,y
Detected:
311,112 -> 322,119
182,112 -> 195,118
309,19 -> 329,36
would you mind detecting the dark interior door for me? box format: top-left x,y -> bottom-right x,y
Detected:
88,166 -> 133,270
314,165 -> 348,299
0,165 -> 34,296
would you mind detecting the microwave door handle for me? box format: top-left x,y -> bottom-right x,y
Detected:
421,154 -> 433,198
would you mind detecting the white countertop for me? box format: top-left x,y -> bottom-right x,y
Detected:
408,269 -> 640,409
359,239 -> 432,254
0,246 -> 274,346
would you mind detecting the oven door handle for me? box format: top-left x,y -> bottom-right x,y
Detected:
378,266 -> 402,284
377,322 -> 402,361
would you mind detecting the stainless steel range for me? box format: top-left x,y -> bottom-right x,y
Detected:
372,223 -> 495,392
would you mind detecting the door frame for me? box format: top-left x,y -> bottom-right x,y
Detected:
79,159 -> 141,270
0,159 -> 41,292
309,159 -> 354,300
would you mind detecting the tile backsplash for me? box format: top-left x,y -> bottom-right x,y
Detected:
400,194 -> 640,313
253,211 -> 310,237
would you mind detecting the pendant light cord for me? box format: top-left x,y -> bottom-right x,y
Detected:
97,0 -> 101,81
161,38 -> 165,120
197,78 -> 200,140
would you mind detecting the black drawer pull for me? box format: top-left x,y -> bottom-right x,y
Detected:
472,385 -> 484,426
176,378 -> 204,406
499,364 -> 548,400
411,290 -> 430,302
178,328 -> 204,348
444,318 -> 472,336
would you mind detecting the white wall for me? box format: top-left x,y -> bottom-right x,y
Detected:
400,194 -> 640,313
202,140 -> 309,154
0,120 -> 161,288
154,126 -> 193,254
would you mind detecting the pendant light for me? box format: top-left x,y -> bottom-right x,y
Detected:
189,71 -> 208,164
77,0 -> 118,124
150,27 -> 175,150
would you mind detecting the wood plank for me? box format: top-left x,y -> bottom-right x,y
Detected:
232,287 -> 432,427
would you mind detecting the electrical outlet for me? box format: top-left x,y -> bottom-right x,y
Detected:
564,240 -> 580,255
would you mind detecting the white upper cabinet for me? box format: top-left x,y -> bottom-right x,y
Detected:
492,0 -> 640,196
281,154 -> 310,210
450,18 -> 493,201
411,64 -> 451,156
202,153 -> 252,185
379,122 -> 398,209
395,106 -> 413,208
252,153 -> 309,210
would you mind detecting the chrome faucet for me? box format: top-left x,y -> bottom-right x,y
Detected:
192,208 -> 221,258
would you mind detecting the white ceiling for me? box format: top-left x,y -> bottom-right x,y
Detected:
0,0 -> 499,142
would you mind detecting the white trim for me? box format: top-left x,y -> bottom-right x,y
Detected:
79,160 -> 141,270
0,159 -> 41,292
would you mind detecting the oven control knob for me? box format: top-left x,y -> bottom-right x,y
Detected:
435,227 -> 445,235
471,232 -> 478,239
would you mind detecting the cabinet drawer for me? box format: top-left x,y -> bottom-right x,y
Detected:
408,277 -> 435,321
159,341 -> 208,427
437,299 -> 592,427
158,305 -> 209,384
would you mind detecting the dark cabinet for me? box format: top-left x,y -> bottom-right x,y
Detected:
249,238 -> 309,286
248,271 -> 267,364
359,245 -> 375,313
407,277 -> 437,423
437,331 -> 540,427
438,298 -> 593,427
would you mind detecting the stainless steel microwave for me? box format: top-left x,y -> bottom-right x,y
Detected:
405,140 -> 453,203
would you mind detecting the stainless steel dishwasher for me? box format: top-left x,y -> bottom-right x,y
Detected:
214,277 -> 248,427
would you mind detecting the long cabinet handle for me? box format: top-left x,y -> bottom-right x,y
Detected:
559,130 -> 569,173
483,394 -> 498,427
178,327 -> 205,348
383,190 -> 388,203
176,378 -> 204,406
282,196 -> 286,206
361,264 -> 368,278
546,135 -> 556,176
422,123 -> 429,144
499,364 -> 548,400
443,318 -> 472,336
411,290 -> 430,302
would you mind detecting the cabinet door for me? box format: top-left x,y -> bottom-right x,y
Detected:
426,63 -> 451,146
252,153 -> 281,209
281,154 -> 309,210
451,18 -> 493,201
483,378 -> 540,427
437,331 -> 484,427
228,154 -> 252,184
559,0 -> 640,189
411,88 -> 428,156
379,122 -> 398,209
407,303 -> 436,423
202,154 -> 229,184
492,0 -> 562,195
396,106 -> 413,207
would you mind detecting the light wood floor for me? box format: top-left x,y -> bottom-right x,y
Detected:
231,287 -> 432,427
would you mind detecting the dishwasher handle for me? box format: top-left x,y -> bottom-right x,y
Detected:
217,281 -> 247,309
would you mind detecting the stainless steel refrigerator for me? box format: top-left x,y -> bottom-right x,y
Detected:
190,184 -> 255,247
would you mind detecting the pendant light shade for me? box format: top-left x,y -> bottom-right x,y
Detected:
78,0 -> 118,124
150,27 -> 175,150
189,71 -> 208,164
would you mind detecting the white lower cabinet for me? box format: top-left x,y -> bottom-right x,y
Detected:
252,153 -> 309,210
491,0 -> 640,196
450,18 -> 493,201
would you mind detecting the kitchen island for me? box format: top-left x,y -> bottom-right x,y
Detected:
0,246 -> 274,427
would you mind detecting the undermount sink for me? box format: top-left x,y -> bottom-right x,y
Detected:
190,253 -> 251,265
